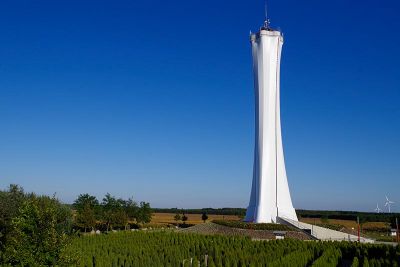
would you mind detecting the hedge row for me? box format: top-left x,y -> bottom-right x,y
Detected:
212,220 -> 294,231
63,231 -> 400,267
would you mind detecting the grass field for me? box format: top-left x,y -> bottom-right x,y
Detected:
151,212 -> 241,225
300,218 -> 389,229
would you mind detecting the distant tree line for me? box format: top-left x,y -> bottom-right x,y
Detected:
73,193 -> 152,232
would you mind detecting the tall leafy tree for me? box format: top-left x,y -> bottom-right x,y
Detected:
73,194 -> 99,212
102,193 -> 118,231
182,213 -> 188,225
101,194 -> 128,230
202,212 -> 209,223
73,194 -> 99,232
76,204 -> 97,232
2,194 -> 75,266
124,198 -> 138,229
174,212 -> 182,224
137,202 -> 152,224
113,198 -> 128,229
0,185 -> 25,250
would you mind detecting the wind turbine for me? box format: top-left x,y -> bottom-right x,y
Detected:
374,203 -> 382,213
385,196 -> 395,213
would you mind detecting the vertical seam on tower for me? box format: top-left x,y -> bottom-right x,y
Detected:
275,38 -> 279,218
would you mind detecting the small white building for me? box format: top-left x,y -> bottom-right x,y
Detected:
273,231 -> 286,240
390,229 -> 397,237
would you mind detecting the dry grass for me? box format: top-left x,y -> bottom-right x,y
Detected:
362,222 -> 390,230
152,213 -> 241,225
300,218 -> 357,228
300,218 -> 389,230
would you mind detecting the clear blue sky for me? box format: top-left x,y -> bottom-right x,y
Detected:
1,0 -> 399,212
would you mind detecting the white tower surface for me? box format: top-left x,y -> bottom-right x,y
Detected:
244,21 -> 298,223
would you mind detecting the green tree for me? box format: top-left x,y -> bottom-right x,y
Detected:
73,194 -> 99,232
202,212 -> 209,223
182,214 -> 188,225
137,202 -> 152,224
0,184 -> 25,251
174,212 -> 182,224
124,198 -> 138,230
101,194 -> 128,231
73,193 -> 99,213
2,194 -> 75,266
76,203 -> 97,232
363,257 -> 370,267
102,193 -> 118,231
351,257 -> 359,267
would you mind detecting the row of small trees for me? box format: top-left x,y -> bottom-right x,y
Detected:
66,231 -> 400,266
173,211 -> 209,224
73,193 -> 152,232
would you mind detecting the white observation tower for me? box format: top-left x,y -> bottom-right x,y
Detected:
244,17 -> 298,223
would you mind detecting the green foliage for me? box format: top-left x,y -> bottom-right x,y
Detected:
363,257 -> 370,267
63,232 -> 399,267
0,189 -> 75,266
124,198 -> 139,223
182,214 -> 188,224
73,193 -> 100,232
213,220 -> 294,231
102,193 -> 124,231
351,256 -> 359,267
311,248 -> 342,267
0,185 -> 25,250
2,185 -> 398,266
136,201 -> 152,224
202,212 -> 209,223
73,193 -> 99,213
316,223 -> 344,231
70,193 -> 150,232
174,212 -> 182,222
76,203 -> 97,232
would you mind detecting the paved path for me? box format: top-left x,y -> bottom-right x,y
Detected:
278,217 -> 375,243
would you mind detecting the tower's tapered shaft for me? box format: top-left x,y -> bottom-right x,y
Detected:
244,24 -> 298,223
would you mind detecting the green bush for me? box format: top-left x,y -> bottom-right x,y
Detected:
1,193 -> 76,266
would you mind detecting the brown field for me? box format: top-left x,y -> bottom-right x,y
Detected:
152,213 -> 241,225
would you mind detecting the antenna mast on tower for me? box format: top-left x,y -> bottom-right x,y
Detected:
264,0 -> 270,29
